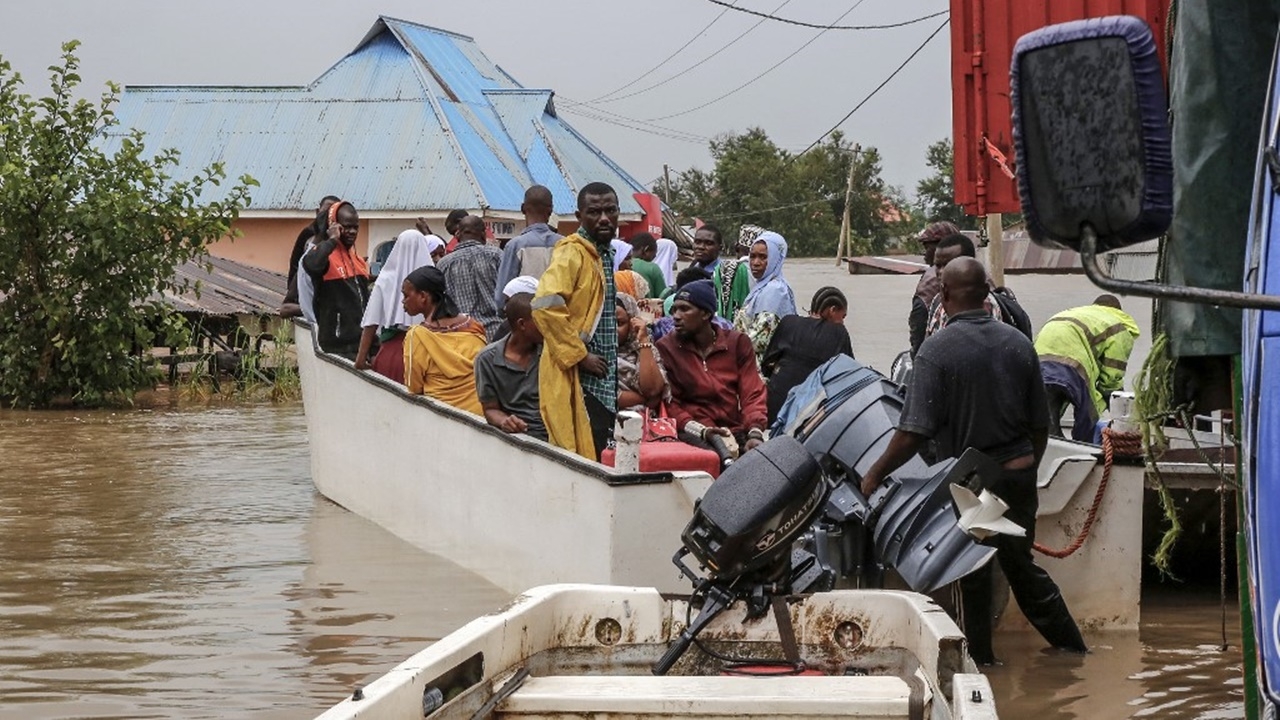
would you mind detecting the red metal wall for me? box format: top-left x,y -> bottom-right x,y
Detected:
950,0 -> 1168,216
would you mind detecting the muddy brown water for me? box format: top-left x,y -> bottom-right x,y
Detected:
0,264 -> 1241,718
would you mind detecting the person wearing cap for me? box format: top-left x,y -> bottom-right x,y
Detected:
642,279 -> 768,465
909,221 -> 961,357
473,292 -> 548,440
401,266 -> 488,414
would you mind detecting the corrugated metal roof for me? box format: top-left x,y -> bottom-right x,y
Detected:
108,16 -> 649,216
847,256 -> 928,275
164,256 -> 286,316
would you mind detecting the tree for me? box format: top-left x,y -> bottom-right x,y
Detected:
914,138 -> 976,231
662,129 -> 900,256
0,42 -> 255,407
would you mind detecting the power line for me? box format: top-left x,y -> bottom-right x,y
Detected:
586,2 -> 735,103
645,0 -> 866,122
591,0 -> 795,105
558,103 -> 713,144
705,0 -> 949,31
791,17 -> 950,160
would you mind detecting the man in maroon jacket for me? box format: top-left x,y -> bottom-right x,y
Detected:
647,279 -> 768,463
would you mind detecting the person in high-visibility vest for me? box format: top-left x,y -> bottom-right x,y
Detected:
1034,295 -> 1141,442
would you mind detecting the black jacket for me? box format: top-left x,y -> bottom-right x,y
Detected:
302,239 -> 370,359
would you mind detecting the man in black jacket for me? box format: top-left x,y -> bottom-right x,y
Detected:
302,201 -> 371,360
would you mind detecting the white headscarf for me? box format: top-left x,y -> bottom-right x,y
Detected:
654,238 -> 679,286
360,229 -> 435,331
610,239 -> 633,274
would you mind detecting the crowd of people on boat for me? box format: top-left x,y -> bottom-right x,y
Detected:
279,184 -> 1144,666
280,183 -> 853,465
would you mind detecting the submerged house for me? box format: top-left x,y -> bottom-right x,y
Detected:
105,16 -> 657,273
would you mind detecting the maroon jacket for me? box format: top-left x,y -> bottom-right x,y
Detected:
655,326 -> 768,437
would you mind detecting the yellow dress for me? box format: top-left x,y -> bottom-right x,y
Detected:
531,233 -> 604,459
402,319 -> 488,415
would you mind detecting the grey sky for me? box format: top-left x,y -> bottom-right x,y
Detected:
0,0 -> 953,198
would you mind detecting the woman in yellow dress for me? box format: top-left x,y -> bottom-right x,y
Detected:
400,266 -> 488,414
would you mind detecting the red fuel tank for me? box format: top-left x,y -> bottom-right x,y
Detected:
601,441 -> 722,479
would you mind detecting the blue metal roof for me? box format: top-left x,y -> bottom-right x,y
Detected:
106,16 -> 649,214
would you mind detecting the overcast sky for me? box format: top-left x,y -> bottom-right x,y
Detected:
0,0 -> 953,198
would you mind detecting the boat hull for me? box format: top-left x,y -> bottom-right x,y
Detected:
313,584 -> 999,719
295,322 -> 713,594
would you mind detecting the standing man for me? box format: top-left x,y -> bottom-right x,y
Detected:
908,221 -> 960,356
860,257 -> 1087,665
301,201 -> 372,360
437,215 -> 503,340
690,224 -> 750,319
626,232 -> 667,298
494,185 -> 562,306
532,182 -> 619,460
282,195 -> 340,314
1036,295 -> 1141,441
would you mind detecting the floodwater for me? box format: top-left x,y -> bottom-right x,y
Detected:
0,262 -> 1241,718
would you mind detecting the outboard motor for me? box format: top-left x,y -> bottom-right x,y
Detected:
654,356 -> 1004,674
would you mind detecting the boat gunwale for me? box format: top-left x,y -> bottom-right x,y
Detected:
294,319 -> 675,487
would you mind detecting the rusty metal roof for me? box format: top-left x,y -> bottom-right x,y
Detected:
164,256 -> 286,317
847,256 -> 928,275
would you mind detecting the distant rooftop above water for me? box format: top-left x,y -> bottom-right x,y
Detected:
104,16 -> 649,217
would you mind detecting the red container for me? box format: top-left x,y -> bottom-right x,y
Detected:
601,441 -> 722,479
950,0 -> 1169,216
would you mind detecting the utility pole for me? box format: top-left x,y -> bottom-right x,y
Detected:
662,164 -> 672,206
836,145 -> 861,267
987,213 -> 1005,287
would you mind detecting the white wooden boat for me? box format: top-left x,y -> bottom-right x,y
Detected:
314,584 -> 1000,719
294,323 -> 713,595
294,322 -> 1144,629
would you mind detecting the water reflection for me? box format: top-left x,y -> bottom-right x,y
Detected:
0,403 -> 508,719
0,402 -> 1247,719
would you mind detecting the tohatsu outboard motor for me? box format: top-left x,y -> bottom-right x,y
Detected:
653,355 -> 1001,675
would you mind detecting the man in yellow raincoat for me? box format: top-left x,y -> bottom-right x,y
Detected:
1035,294 -> 1141,442
532,182 -> 619,460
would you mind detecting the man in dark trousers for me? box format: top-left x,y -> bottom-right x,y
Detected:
859,256 -> 1087,665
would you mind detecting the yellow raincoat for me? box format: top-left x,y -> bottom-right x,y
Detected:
532,233 -> 604,458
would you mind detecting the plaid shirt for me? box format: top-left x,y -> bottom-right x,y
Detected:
581,237 -> 618,412
437,239 -> 503,340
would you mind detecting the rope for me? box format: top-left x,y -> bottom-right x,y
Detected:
1033,427 -> 1141,559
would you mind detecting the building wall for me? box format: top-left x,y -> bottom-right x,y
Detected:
211,218 -> 373,274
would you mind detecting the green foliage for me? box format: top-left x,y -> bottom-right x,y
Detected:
913,138 -> 975,232
0,41 -> 255,407
659,129 -> 908,256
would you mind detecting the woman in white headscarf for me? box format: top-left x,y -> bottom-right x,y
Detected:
734,230 -> 797,371
654,238 -> 679,286
610,239 -> 649,299
355,229 -> 437,381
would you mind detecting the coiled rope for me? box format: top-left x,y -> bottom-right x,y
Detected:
1033,426 -> 1142,559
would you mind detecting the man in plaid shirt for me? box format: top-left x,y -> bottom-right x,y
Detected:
532,182 -> 619,460
438,215 -> 503,340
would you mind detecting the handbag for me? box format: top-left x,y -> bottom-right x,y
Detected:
642,404 -> 679,443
